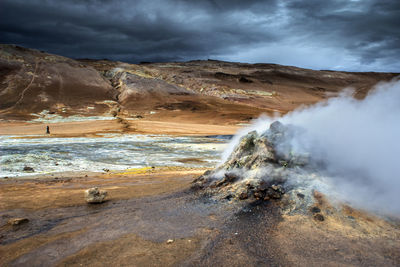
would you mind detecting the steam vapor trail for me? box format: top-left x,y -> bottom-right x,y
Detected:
224,79 -> 400,215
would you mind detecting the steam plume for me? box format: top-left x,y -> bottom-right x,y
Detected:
223,79 -> 400,215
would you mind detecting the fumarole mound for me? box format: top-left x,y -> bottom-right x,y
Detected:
193,121 -> 331,214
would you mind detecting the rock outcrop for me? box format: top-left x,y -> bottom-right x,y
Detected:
193,121 -> 320,214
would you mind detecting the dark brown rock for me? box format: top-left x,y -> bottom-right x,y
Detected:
314,214 -> 325,221
23,166 -> 34,172
8,218 -> 29,226
238,192 -> 248,200
311,206 -> 321,213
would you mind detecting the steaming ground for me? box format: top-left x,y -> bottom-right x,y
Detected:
1,84 -> 399,267
1,45 -> 399,265
0,134 -> 227,177
222,79 -> 400,215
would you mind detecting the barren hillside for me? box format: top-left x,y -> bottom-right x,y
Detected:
0,44 -> 398,124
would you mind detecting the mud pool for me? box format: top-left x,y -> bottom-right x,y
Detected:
0,134 -> 230,178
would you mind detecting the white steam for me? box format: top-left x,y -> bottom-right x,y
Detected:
224,79 -> 400,215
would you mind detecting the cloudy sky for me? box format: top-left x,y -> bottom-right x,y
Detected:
1,0 -> 399,72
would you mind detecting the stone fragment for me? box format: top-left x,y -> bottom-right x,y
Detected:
271,184 -> 279,191
314,214 -> 325,221
238,192 -> 248,200
311,206 -> 321,213
297,193 -> 305,199
85,187 -> 107,204
23,166 -> 34,172
253,191 -> 263,199
8,218 -> 29,226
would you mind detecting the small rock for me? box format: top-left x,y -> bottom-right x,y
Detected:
224,172 -> 239,183
102,168 -> 110,172
8,218 -> 29,226
314,214 -> 325,221
311,206 -> 321,213
245,181 -> 256,190
203,170 -> 212,176
269,121 -> 286,135
279,160 -> 288,167
23,166 -> 34,172
271,184 -> 279,191
266,188 -> 282,199
238,192 -> 248,200
166,239 -> 174,244
253,191 -> 263,199
271,192 -> 282,199
224,194 -> 233,200
271,184 -> 284,194
257,181 -> 269,191
215,179 -> 227,187
85,187 -> 107,204
238,76 -> 253,83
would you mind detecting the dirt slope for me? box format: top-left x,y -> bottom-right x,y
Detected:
96,59 -> 397,113
0,45 -> 116,120
1,44 -> 398,124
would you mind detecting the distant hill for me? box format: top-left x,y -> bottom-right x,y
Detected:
0,44 -> 398,122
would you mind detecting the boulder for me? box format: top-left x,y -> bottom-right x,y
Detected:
85,187 -> 107,204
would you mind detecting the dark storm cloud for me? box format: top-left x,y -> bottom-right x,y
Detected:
0,0 -> 399,71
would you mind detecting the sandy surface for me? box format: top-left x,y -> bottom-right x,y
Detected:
1,118 -> 399,266
0,167 -> 204,211
0,119 -> 242,137
0,168 -> 207,266
1,167 -> 399,266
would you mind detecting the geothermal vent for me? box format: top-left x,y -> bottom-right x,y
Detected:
193,121 -> 325,214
